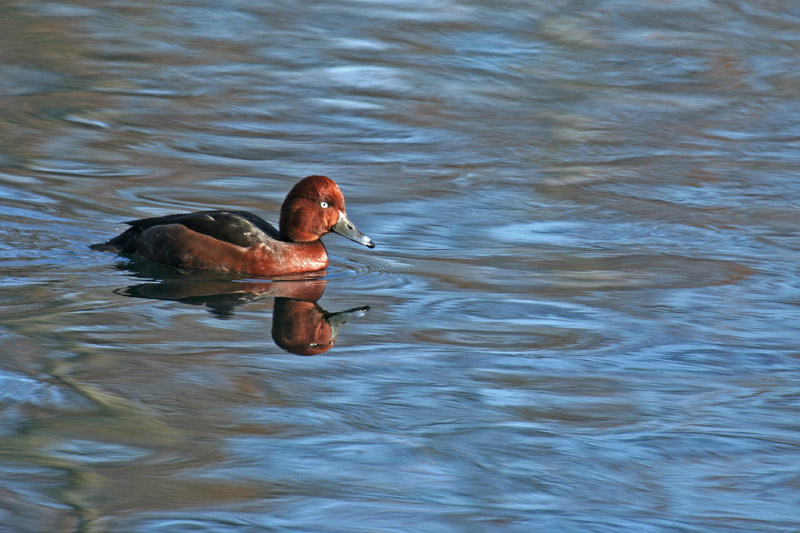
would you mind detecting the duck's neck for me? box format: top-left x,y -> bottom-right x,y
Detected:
279,216 -> 320,243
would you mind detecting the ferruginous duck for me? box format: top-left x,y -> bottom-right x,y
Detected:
91,175 -> 375,276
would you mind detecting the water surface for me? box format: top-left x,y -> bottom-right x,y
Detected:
1,1 -> 799,531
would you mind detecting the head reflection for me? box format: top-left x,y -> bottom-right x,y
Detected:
272,298 -> 368,356
115,260 -> 369,355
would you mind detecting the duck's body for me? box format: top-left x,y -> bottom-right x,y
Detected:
92,175 -> 374,276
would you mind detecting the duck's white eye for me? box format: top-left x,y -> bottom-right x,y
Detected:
320,201 -> 329,208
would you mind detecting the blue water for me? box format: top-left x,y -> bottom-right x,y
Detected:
1,1 -> 799,531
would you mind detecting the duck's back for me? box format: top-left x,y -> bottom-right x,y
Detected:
92,210 -> 280,253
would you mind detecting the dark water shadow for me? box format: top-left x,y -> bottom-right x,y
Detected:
113,258 -> 370,355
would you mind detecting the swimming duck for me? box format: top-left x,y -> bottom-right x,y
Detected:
91,175 -> 374,276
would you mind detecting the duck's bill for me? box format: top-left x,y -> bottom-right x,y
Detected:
333,211 -> 375,248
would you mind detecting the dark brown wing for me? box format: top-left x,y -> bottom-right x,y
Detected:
127,211 -> 279,246
92,210 -> 280,253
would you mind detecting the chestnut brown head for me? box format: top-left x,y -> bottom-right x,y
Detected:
279,175 -> 374,248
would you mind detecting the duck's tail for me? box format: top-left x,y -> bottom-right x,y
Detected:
89,227 -> 142,253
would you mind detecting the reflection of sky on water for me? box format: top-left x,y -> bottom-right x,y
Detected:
1,0 -> 799,530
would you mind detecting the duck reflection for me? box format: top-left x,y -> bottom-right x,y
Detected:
115,259 -> 369,355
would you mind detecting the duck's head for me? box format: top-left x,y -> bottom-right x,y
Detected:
279,175 -> 375,248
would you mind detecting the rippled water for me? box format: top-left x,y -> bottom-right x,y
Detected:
1,0 -> 799,531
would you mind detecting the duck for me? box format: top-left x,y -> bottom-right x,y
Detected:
91,175 -> 375,276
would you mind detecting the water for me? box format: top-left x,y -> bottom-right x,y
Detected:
1,0 -> 799,531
